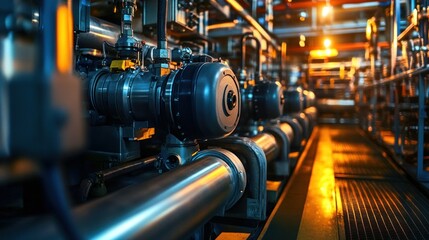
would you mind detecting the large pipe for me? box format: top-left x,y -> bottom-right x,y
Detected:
201,137 -> 267,220
77,17 -> 157,51
280,116 -> 303,152
264,122 -> 294,177
3,149 -> 246,240
250,133 -> 279,163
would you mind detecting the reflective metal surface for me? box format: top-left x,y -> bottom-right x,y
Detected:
89,68 -> 155,123
3,149 -> 246,240
280,116 -> 303,151
169,63 -> 241,139
297,127 -> 337,240
78,17 -> 157,51
264,122 -> 294,177
283,87 -> 304,115
202,136 -> 267,220
251,133 -> 279,163
253,81 -> 284,120
89,62 -> 240,140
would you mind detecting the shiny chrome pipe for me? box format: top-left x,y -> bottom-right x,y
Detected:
77,17 -> 157,51
250,133 -> 279,163
201,137 -> 267,220
3,149 -> 246,240
304,106 -> 318,132
280,116 -> 303,152
296,112 -> 310,139
278,122 -> 294,142
264,122 -> 294,177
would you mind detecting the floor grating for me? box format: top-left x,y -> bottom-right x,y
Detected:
337,179 -> 429,240
329,126 -> 429,240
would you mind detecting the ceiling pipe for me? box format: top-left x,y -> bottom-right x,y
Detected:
287,41 -> 389,53
225,0 -> 279,50
273,0 -> 389,10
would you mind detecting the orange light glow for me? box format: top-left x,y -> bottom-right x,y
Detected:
207,22 -> 237,31
323,38 -> 332,48
309,48 -> 338,58
56,4 -> 73,73
298,128 -> 337,237
321,5 -> 333,18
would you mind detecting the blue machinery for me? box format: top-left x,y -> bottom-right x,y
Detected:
0,0 -> 428,239
0,0 -> 316,239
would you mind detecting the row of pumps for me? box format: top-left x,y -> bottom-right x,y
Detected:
0,0 -> 317,239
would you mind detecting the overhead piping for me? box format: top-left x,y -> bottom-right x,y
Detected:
241,33 -> 262,80
225,0 -> 279,50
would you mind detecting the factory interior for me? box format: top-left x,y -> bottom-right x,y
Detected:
0,0 -> 429,239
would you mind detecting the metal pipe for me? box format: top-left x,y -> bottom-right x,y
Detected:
304,106 -> 318,132
77,17 -> 157,51
79,156 -> 157,202
390,0 -> 399,76
280,116 -> 303,151
264,123 -> 294,177
296,113 -> 310,139
201,137 -> 267,220
157,0 -> 167,49
3,149 -> 246,240
278,122 -> 294,143
241,33 -> 262,81
225,0 -> 278,49
103,157 -> 156,180
250,133 -> 279,163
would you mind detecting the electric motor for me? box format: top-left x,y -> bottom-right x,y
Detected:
238,80 -> 283,132
88,62 -> 241,140
252,81 -> 284,119
165,63 -> 240,139
283,87 -> 304,115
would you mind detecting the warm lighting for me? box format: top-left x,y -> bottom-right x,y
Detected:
321,5 -> 333,18
207,22 -> 237,31
342,1 -> 379,9
56,4 -> 73,73
309,48 -> 338,58
299,11 -> 307,21
299,34 -> 306,47
323,38 -> 331,48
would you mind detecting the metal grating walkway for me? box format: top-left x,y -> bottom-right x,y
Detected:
331,126 -> 429,240
261,125 -> 429,240
337,179 -> 429,240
